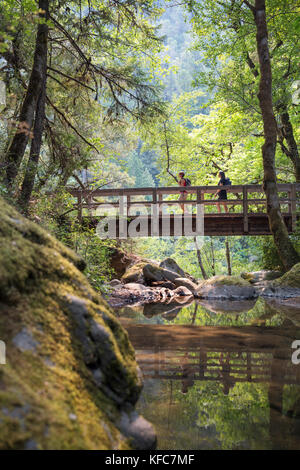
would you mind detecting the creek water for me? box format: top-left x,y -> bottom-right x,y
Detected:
114,297 -> 300,450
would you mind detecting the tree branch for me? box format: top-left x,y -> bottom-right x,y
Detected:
48,66 -> 96,92
243,0 -> 256,13
46,96 -> 100,153
163,121 -> 178,182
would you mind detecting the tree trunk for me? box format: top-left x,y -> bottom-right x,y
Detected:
278,107 -> 300,182
250,0 -> 299,270
225,238 -> 232,276
194,236 -> 208,279
5,0 -> 49,187
18,73 -> 47,210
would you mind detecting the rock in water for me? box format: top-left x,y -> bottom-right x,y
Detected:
196,275 -> 257,300
241,270 -> 283,283
143,264 -> 179,283
159,258 -> 196,282
0,197 -> 155,450
151,280 -> 176,290
173,278 -> 198,295
257,263 -> 300,298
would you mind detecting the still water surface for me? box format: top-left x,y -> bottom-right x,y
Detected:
114,297 -> 300,450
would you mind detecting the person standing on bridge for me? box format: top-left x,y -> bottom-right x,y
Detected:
177,171 -> 191,214
214,171 -> 230,213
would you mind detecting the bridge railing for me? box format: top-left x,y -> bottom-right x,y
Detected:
68,183 -> 300,231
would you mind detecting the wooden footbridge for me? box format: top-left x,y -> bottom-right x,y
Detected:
68,183 -> 300,237
123,323 -> 300,393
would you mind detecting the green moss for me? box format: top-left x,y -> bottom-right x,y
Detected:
273,263 -> 300,288
121,261 -> 148,283
241,272 -> 255,282
0,197 -> 143,450
201,275 -> 251,288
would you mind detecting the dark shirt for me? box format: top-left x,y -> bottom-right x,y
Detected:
218,178 -> 228,200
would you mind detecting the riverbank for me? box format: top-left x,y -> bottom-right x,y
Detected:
106,251 -> 300,309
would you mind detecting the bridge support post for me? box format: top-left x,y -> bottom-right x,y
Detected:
119,191 -> 127,239
158,193 -> 163,215
151,189 -> 159,236
243,186 -> 249,233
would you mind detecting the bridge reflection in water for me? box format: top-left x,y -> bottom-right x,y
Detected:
123,322 -> 300,449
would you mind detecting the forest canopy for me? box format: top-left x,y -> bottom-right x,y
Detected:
0,0 -> 299,277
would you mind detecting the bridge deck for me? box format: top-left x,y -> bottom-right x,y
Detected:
68,183 -> 300,237
83,212 -> 299,236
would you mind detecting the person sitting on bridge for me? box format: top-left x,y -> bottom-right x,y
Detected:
178,171 -> 191,214
214,171 -> 230,213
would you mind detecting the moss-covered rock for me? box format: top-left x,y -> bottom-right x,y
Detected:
143,264 -> 179,283
159,258 -> 185,277
159,258 -> 196,283
257,263 -> 300,298
273,263 -> 300,289
121,261 -> 149,284
196,275 -> 257,300
0,197 -> 155,450
241,270 -> 283,283
108,247 -> 136,279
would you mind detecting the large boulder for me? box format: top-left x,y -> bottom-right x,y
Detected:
122,283 -> 149,292
258,263 -> 300,298
108,247 -> 133,278
143,264 -> 179,283
173,278 -> 198,295
159,258 -> 196,282
151,280 -> 176,290
196,275 -> 257,300
121,261 -> 149,284
241,270 -> 283,284
159,258 -> 186,277
0,197 -> 155,450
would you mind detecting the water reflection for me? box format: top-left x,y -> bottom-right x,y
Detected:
117,298 -> 300,449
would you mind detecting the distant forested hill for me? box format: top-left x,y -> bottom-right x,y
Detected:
158,5 -> 205,100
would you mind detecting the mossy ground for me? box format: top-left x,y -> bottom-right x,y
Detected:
0,197 -> 141,449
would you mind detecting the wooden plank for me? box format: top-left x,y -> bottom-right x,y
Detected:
66,183 -> 298,198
